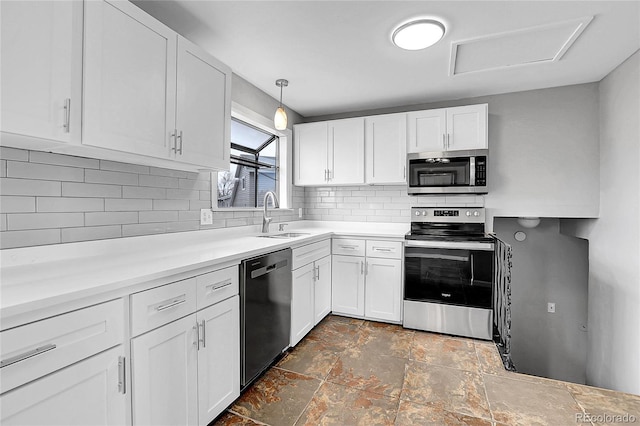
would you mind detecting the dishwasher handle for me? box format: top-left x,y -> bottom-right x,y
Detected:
250,259 -> 289,279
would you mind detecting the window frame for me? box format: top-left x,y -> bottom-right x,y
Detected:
211,102 -> 293,212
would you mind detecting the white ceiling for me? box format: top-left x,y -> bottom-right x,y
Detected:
134,1 -> 640,118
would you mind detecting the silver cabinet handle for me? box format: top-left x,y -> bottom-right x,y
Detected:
316,265 -> 320,281
118,356 -> 126,394
360,261 -> 364,275
373,247 -> 392,252
1,344 -> 57,368
403,166 -> 406,180
63,99 -> 71,133
207,280 -> 232,292
198,320 -> 206,349
447,133 -> 451,150
171,129 -> 178,152
177,130 -> 183,155
340,245 -> 357,250
365,261 -> 369,276
442,133 -> 446,149
193,325 -> 199,350
156,298 -> 186,311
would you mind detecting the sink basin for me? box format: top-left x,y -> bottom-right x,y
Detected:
258,232 -> 310,239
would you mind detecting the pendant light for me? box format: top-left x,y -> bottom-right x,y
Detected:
274,79 -> 289,130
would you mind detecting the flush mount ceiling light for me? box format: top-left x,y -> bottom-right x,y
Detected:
392,18 -> 446,50
274,79 -> 289,130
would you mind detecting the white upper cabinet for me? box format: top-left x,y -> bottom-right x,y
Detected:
175,36 -> 231,170
407,104 -> 488,153
365,113 -> 407,184
83,0 -> 177,159
0,1 -> 82,144
294,118 -> 365,186
294,122 -> 328,185
328,118 -> 365,184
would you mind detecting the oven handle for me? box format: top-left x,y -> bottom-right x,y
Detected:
404,240 -> 494,251
405,252 -> 469,262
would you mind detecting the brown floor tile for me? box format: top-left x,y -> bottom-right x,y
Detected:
214,411 -> 266,425
474,342 -> 508,376
483,374 -> 584,425
355,322 -> 414,359
566,383 -> 640,424
324,314 -> 365,327
395,400 -> 493,426
296,381 -> 399,426
411,332 -> 480,373
305,316 -> 362,349
327,346 -> 407,398
230,367 -> 321,426
400,361 -> 491,420
277,338 -> 341,380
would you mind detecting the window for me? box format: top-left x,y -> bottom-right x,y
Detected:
217,118 -> 279,208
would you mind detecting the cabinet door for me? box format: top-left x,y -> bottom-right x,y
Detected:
83,0 -> 177,159
365,258 -> 402,322
0,346 -> 126,426
446,104 -> 488,151
314,256 -> 332,325
291,263 -> 315,346
294,122 -> 328,185
365,113 -> 407,184
131,314 -> 198,426
407,109 -> 446,153
328,118 -> 365,184
176,36 -> 231,169
197,296 -> 240,425
331,255 -> 365,317
0,1 -> 82,143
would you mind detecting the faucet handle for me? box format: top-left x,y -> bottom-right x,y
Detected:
278,223 -> 288,232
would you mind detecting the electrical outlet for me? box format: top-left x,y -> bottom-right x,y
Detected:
547,302 -> 556,313
298,207 -> 303,218
200,208 -> 213,225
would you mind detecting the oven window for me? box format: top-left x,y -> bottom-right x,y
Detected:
404,247 -> 493,309
409,158 -> 470,187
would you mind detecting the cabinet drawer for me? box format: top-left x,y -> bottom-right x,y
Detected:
196,265 -> 239,310
0,298 -> 124,394
292,239 -> 331,270
332,238 -> 366,257
366,240 -> 403,259
131,278 -> 197,336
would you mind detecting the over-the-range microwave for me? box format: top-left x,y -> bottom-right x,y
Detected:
407,149 -> 488,195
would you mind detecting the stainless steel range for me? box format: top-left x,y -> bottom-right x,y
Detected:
403,207 -> 494,340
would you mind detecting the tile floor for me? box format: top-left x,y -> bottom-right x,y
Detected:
215,315 -> 640,426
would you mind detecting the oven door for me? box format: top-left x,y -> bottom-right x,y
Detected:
404,244 -> 493,309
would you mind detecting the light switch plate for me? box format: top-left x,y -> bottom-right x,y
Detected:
200,209 -> 213,225
547,302 -> 556,313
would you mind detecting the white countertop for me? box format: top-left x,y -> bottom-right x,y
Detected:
0,220 -> 408,329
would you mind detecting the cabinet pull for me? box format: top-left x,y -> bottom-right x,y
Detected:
177,130 -> 183,155
365,261 -> 369,276
193,325 -> 199,350
447,133 -> 451,150
340,245 -> 357,250
360,260 -> 364,275
199,320 -> 206,349
0,344 -> 57,368
63,98 -> 71,133
373,247 -> 392,252
118,356 -> 126,394
156,297 -> 186,311
316,265 -> 320,281
207,279 -> 232,292
442,133 -> 446,149
403,166 -> 406,180
171,129 -> 178,153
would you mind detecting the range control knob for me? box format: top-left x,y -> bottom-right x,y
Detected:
422,211 -> 428,216
414,210 -> 421,216
473,211 -> 480,217
466,211 -> 471,217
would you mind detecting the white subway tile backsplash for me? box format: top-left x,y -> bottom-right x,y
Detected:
86,211 -> 138,226
226,218 -> 251,227
1,178 -> 62,196
149,167 -> 189,178
62,182 -> 122,198
30,151 -> 99,169
166,221 -> 200,233
153,199 -> 190,211
139,210 -> 179,223
8,212 -> 84,230
122,222 -> 166,237
0,229 -> 61,249
166,189 -> 199,200
37,197 -> 104,212
190,200 -> 211,210
105,198 -> 152,211
61,225 -> 121,243
200,190 -> 211,201
0,160 -> 6,177
178,210 -> 200,221
7,161 -> 84,182
0,214 -> 6,231
1,196 -> 36,213
0,147 -> 29,161
100,160 -> 149,175
179,178 -> 210,191
86,169 -> 138,186
122,186 -> 167,199
138,174 -> 179,188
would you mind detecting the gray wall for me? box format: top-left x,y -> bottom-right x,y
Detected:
306,83 -> 601,220
571,51 -> 640,395
494,218 -> 589,384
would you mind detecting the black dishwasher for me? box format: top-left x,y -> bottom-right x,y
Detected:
240,248 -> 291,389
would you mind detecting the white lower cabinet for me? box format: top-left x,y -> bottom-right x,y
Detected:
0,345 -> 127,426
290,240 -> 332,347
130,268 -> 240,426
332,238 -> 403,323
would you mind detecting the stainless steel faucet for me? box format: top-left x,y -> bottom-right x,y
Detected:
262,191 -> 279,233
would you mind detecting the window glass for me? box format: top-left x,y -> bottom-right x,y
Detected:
217,118 -> 278,208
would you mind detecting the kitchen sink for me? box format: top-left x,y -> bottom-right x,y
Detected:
258,232 -> 310,239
